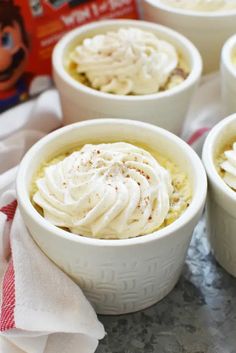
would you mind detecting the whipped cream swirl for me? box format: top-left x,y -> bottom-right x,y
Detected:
221,142 -> 236,189
33,143 -> 173,239
69,28 -> 178,95
161,0 -> 236,12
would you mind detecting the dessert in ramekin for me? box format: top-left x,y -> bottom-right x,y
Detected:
161,0 -> 236,12
142,0 -> 236,73
215,140 -> 236,191
202,113 -> 236,277
53,20 -> 202,135
66,27 -> 189,95
232,48 -> 236,67
221,34 -> 236,116
31,142 -> 191,240
17,119 -> 207,314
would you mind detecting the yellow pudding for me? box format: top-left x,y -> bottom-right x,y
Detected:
161,0 -> 236,12
65,27 -> 189,96
232,48 -> 236,67
215,138 -> 236,190
31,142 -> 192,240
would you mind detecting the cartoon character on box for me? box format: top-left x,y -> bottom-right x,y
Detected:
0,0 -> 51,113
0,0 -> 32,112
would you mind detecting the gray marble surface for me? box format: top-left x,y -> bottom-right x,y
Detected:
97,218 -> 236,353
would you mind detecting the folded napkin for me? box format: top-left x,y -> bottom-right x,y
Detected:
182,73 -> 223,154
0,90 -> 105,353
0,74 -> 223,353
0,194 -> 105,353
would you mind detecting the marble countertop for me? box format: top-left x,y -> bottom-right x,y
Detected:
97,218 -> 236,353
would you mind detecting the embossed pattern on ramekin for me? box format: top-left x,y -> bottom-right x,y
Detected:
48,235 -> 189,314
206,197 -> 236,277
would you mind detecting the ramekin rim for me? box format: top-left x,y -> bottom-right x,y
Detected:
145,0 -> 236,17
202,113 -> 236,202
52,19 -> 202,101
17,118 -> 207,247
221,33 -> 236,79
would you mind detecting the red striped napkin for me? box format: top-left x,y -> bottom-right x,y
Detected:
0,200 -> 17,332
0,193 -> 105,353
182,73 -> 223,154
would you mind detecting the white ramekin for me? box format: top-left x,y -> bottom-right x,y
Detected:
221,34 -> 236,116
142,0 -> 236,73
52,19 -> 202,135
202,114 -> 236,277
17,119 -> 207,314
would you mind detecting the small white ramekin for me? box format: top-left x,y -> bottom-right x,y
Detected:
52,19 -> 202,135
202,114 -> 236,277
221,34 -> 236,116
17,119 -> 207,314
142,0 -> 236,73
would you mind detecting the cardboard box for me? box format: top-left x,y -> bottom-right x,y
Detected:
0,0 -> 138,113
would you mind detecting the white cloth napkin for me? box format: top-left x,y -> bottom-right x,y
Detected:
0,89 -> 105,353
182,73 -> 224,154
0,199 -> 105,353
0,74 -> 224,353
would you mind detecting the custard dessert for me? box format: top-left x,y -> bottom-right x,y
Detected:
232,47 -> 236,67
161,0 -> 236,12
65,27 -> 189,96
215,139 -> 236,190
32,142 -> 192,239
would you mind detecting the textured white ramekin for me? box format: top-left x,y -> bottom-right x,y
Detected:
17,119 -> 207,314
202,114 -> 236,277
53,19 -> 202,135
221,34 -> 236,116
142,0 -> 236,73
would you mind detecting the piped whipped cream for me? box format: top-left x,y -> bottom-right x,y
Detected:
220,142 -> 236,189
33,142 -> 173,239
161,0 -> 236,12
68,27 -> 179,95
